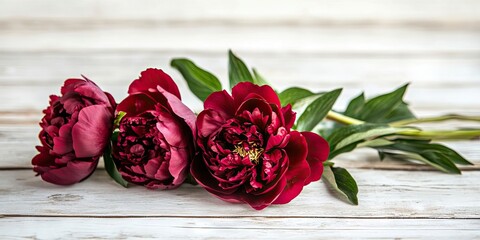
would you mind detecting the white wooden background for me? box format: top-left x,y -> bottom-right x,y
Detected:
1,1 -> 479,239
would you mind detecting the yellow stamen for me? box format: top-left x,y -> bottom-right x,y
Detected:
232,142 -> 264,164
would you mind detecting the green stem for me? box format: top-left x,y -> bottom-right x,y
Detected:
391,114 -> 480,126
326,111 -> 364,125
397,129 -> 480,140
326,111 -> 480,140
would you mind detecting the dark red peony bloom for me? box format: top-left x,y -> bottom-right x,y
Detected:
193,82 -> 329,210
32,77 -> 116,185
112,68 -> 196,189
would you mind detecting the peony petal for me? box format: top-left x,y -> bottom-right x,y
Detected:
265,127 -> 290,151
61,78 -> 85,95
104,92 -> 117,110
74,78 -> 111,105
232,82 -> 281,108
302,131 -> 329,185
156,86 -> 196,136
196,110 -> 225,138
242,176 -> 287,210
282,104 -> 296,130
143,158 -> 162,179
72,105 -> 113,158
235,98 -> 273,122
156,110 -> 191,148
128,68 -> 181,100
168,147 -> 190,185
273,131 -> 310,204
117,93 -> 158,117
32,150 -> 56,170
38,158 -> 99,185
203,90 -> 235,120
272,176 -> 304,205
60,95 -> 84,115
52,123 -> 73,155
191,155 -> 238,195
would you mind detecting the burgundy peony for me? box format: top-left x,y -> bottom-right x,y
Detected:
112,68 -> 196,189
32,77 -> 116,185
193,82 -> 329,210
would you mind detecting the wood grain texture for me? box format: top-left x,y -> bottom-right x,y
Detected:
1,217 -> 479,240
1,170 -> 479,218
1,0 -> 480,26
1,53 -> 479,86
1,0 -> 480,238
2,26 -> 480,54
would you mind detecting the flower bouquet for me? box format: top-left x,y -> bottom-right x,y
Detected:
32,51 -> 480,210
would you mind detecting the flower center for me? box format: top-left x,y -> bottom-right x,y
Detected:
232,142 -> 264,164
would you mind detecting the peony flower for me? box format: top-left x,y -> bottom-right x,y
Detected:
112,68 -> 196,189
192,82 -> 329,210
32,77 -> 116,185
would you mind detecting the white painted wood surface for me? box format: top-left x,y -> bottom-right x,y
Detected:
0,0 -> 479,239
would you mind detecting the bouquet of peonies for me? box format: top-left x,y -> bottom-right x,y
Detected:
32,51 -> 480,210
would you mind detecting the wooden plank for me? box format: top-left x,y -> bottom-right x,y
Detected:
1,53 -> 479,87
0,217 -> 479,239
1,27 -> 480,54
1,0 -> 479,26
0,169 -> 479,218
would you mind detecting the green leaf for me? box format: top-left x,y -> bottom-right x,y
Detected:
252,68 -> 270,86
111,130 -> 119,142
344,84 -> 415,123
358,84 -> 408,122
114,111 -> 126,127
326,123 -> 403,159
334,127 -> 404,152
378,140 -> 467,174
400,141 -> 472,165
323,161 -> 335,167
356,138 -> 394,148
382,151 -> 460,174
383,102 -> 416,123
103,143 -> 129,188
344,92 -> 365,117
184,174 -> 198,185
323,166 -> 358,205
228,50 -> 254,88
296,88 -> 342,132
171,58 -> 222,101
278,87 -> 315,106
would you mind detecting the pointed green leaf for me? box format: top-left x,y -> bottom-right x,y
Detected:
381,151 -> 461,174
383,102 -> 416,122
403,141 -> 472,165
344,92 -> 365,116
323,166 -> 358,205
378,140 -> 465,174
357,84 -> 408,122
278,87 -> 315,106
228,50 -> 254,88
296,88 -> 342,132
343,84 -> 415,124
171,58 -> 222,101
252,68 -> 270,86
103,143 -> 129,188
